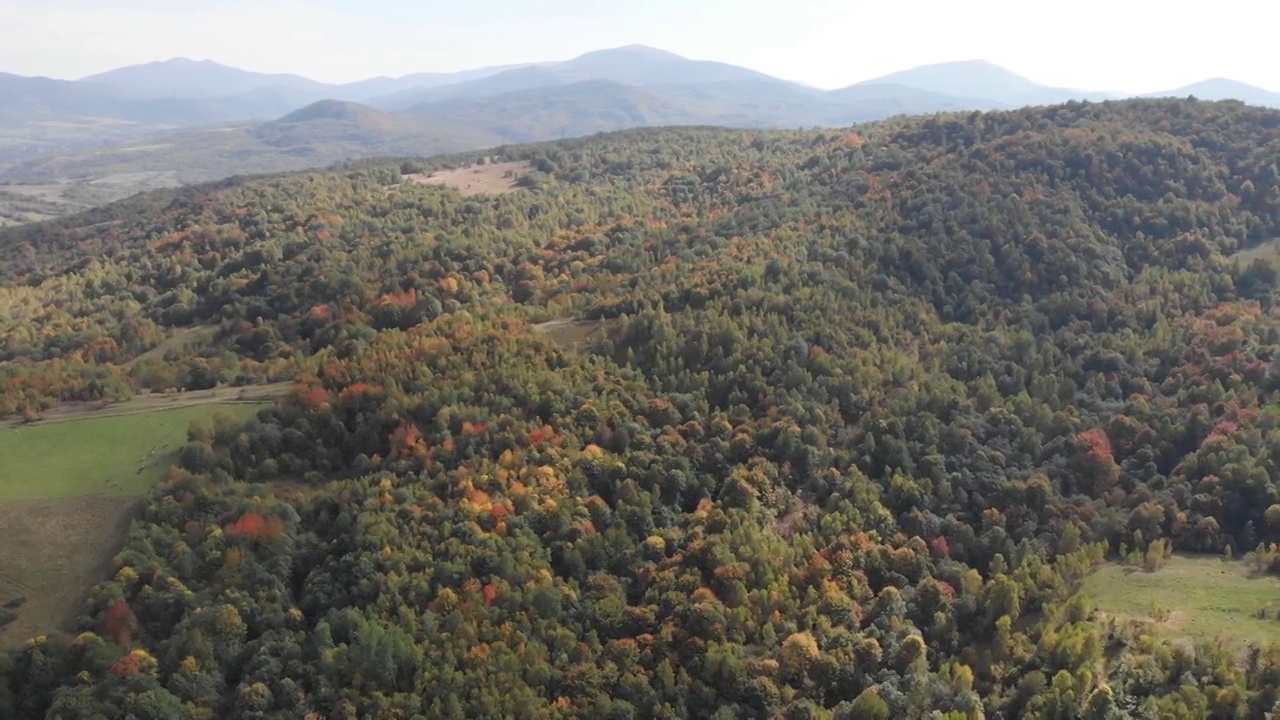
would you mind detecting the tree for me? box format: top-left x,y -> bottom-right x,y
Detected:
849,688 -> 892,720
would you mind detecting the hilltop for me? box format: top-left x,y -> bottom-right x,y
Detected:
0,98 -> 1278,717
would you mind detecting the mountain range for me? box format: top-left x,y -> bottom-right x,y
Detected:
1,45 -> 1277,223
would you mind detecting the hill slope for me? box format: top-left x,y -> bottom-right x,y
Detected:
374,45 -> 795,107
0,76 -> 1016,190
0,100 -> 501,188
80,58 -> 328,100
1144,78 -> 1280,106
405,80 -> 767,141
1,99 -> 1279,717
857,59 -> 1116,105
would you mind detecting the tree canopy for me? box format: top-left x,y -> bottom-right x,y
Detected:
1,98 -> 1279,719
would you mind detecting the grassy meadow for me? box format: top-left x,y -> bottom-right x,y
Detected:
1083,554 -> 1280,648
0,399 -> 271,643
0,402 -> 264,502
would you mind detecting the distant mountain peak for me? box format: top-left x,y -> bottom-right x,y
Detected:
276,99 -> 386,124
855,59 -> 1113,106
1144,77 -> 1280,106
923,59 -> 1009,71
571,45 -> 688,62
1183,77 -> 1269,91
99,57 -> 223,72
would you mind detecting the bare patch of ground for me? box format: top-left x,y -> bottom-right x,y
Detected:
92,143 -> 173,155
123,325 -> 219,369
402,161 -> 531,196
531,318 -> 613,349
267,478 -> 341,504
0,494 -> 138,646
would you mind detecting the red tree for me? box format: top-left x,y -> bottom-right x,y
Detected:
103,600 -> 138,647
298,387 -> 330,412
226,512 -> 285,543
929,535 -> 952,559
1076,427 -> 1121,494
110,652 -> 145,678
389,423 -> 428,460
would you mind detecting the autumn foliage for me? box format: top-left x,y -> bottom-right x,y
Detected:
102,600 -> 138,647
109,650 -> 150,678
929,535 -> 952,559
1076,427 -> 1121,493
297,387 -> 330,412
5,101 -> 1280,719
225,512 -> 286,543
389,423 -> 428,460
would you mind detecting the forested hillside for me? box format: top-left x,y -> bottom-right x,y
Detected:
1,98 -> 1279,719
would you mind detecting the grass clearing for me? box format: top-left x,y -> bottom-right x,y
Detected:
122,325 -> 219,368
0,495 -> 138,645
403,161 -> 530,196
531,318 -> 614,349
0,402 -> 266,502
1232,238 -> 1280,268
1082,554 -> 1280,649
0,400 -> 273,645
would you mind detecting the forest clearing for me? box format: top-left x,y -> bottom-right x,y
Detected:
0,401 -> 268,500
530,317 -> 612,348
0,402 -> 268,644
1233,238 -> 1280,269
401,160 -> 530,196
1083,555 -> 1280,650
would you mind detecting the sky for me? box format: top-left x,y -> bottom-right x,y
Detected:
1,0 -> 1277,93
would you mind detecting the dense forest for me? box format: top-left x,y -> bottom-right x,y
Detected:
1,98 -> 1279,718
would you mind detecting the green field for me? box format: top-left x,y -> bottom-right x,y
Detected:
0,400 -> 271,644
0,403 -> 263,502
1232,238 -> 1280,268
1082,554 -> 1280,648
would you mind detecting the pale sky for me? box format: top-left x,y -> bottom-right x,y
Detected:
1,0 -> 1276,93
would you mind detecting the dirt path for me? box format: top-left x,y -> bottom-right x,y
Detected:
5,382 -> 291,428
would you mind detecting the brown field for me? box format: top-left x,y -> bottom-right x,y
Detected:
403,161 -> 530,196
531,318 -> 614,349
0,495 -> 138,646
0,172 -> 180,226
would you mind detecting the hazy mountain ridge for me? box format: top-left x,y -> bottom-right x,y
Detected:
1142,78 -> 1280,106
853,59 -> 1119,106
0,45 -> 1276,223
9,44 -> 1275,134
